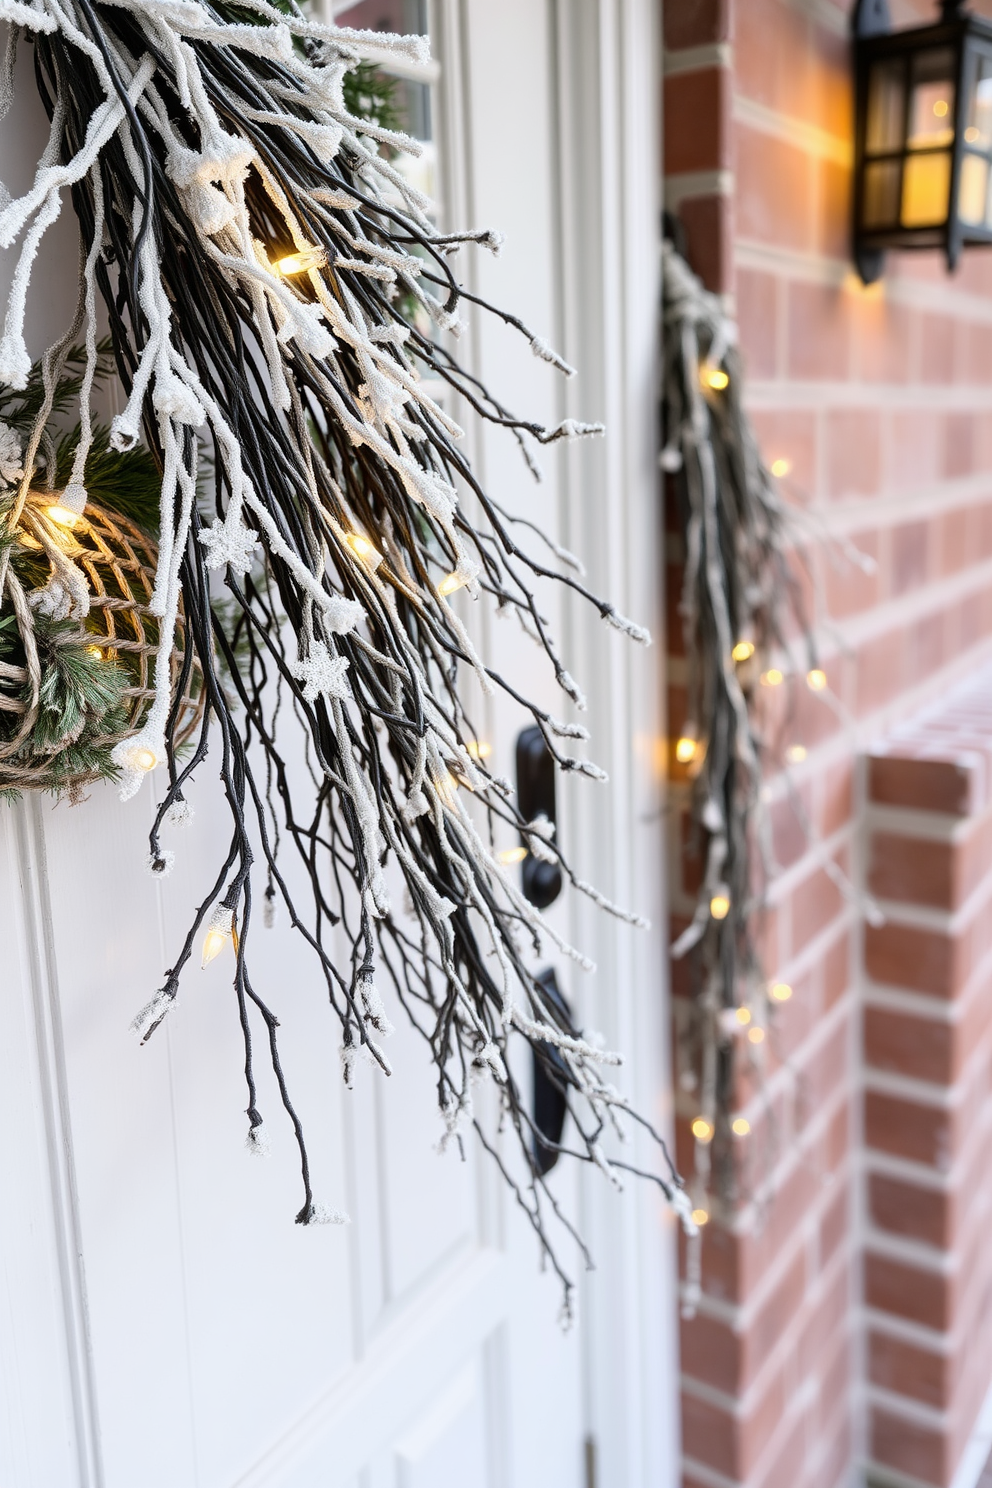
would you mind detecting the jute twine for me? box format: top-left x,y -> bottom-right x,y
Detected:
0,495 -> 202,793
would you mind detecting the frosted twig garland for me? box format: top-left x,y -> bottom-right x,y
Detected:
0,1 -> 688,1296
662,241 -> 814,1258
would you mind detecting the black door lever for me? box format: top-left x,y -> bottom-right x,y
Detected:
515,725 -> 563,909
531,967 -> 572,1176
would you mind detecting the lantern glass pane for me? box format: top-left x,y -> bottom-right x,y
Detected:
908,48 -> 956,150
863,159 -> 902,226
901,150 -> 952,225
959,153 -> 990,224
866,58 -> 906,155
965,57 -> 992,149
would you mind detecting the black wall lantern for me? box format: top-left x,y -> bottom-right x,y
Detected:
853,0 -> 992,282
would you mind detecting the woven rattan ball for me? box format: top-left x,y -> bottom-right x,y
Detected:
0,495 -> 201,796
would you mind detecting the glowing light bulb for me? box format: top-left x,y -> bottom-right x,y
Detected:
467,740 -> 492,761
436,771 -> 459,806
48,505 -> 79,528
498,845 -> 528,866
344,532 -> 382,569
275,246 -> 327,276
732,1117 -> 751,1137
132,746 -> 157,772
675,734 -> 699,764
761,668 -> 784,687
438,570 -> 468,598
702,365 -> 729,392
732,640 -> 755,662
770,981 -> 793,1003
966,126 -> 980,143
735,1006 -> 751,1026
747,1026 -> 765,1045
934,99 -> 948,118
691,1207 -> 709,1226
806,668 -> 827,691
770,458 -> 791,478
85,645 -> 104,660
786,744 -> 807,764
201,909 -> 236,968
710,892 -> 731,921
691,1116 -> 714,1144
201,928 -> 228,967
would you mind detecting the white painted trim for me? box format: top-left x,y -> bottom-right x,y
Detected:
13,797 -> 104,1487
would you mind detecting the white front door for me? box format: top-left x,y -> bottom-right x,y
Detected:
0,4 -> 675,1486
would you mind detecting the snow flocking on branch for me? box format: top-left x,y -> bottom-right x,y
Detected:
0,0 -> 689,1300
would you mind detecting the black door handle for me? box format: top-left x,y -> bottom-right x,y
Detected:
531,967 -> 572,1176
515,725 -> 563,909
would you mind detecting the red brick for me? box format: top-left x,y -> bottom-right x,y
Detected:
869,1331 -> 950,1409
664,68 -> 731,176
868,832 -> 954,909
856,630 -> 905,714
663,0 -> 729,49
869,1172 -> 950,1249
826,409 -> 882,500
677,194 -> 733,295
864,1005 -> 953,1084
681,1391 -> 737,1478
856,296 -> 915,384
864,921 -> 957,996
870,1406 -> 948,1485
788,281 -> 850,380
864,1251 -> 950,1330
921,313 -> 958,384
864,1090 -> 953,1169
736,268 -> 778,379
823,528 -> 879,618
890,519 -> 931,595
943,413 -> 976,480
738,127 -> 814,253
736,0 -> 812,120
868,753 -> 978,815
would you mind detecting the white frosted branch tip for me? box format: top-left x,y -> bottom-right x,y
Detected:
145,848 -> 175,877
305,1202 -> 350,1225
529,336 -> 576,378
604,607 -> 652,645
246,1123 -> 271,1157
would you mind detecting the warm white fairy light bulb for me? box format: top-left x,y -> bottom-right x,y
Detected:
676,730 -> 700,764
770,458 -> 791,478
806,668 -> 827,691
438,570 -> 468,598
691,1116 -> 714,1144
131,746 -> 158,772
710,890 -> 731,920
275,246 -> 327,276
202,908 -> 235,968
701,365 -> 729,392
770,981 -> 793,1002
692,1206 -> 710,1226
344,532 -> 382,568
467,739 -> 492,761
48,504 -> 80,528
732,1117 -> 751,1137
732,639 -> 755,662
761,668 -> 784,686
497,845 -> 528,866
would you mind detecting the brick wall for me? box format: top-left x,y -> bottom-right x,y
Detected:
664,2 -> 992,1486
865,679 -> 992,1486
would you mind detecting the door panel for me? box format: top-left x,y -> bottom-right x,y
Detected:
0,3 -> 672,1484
